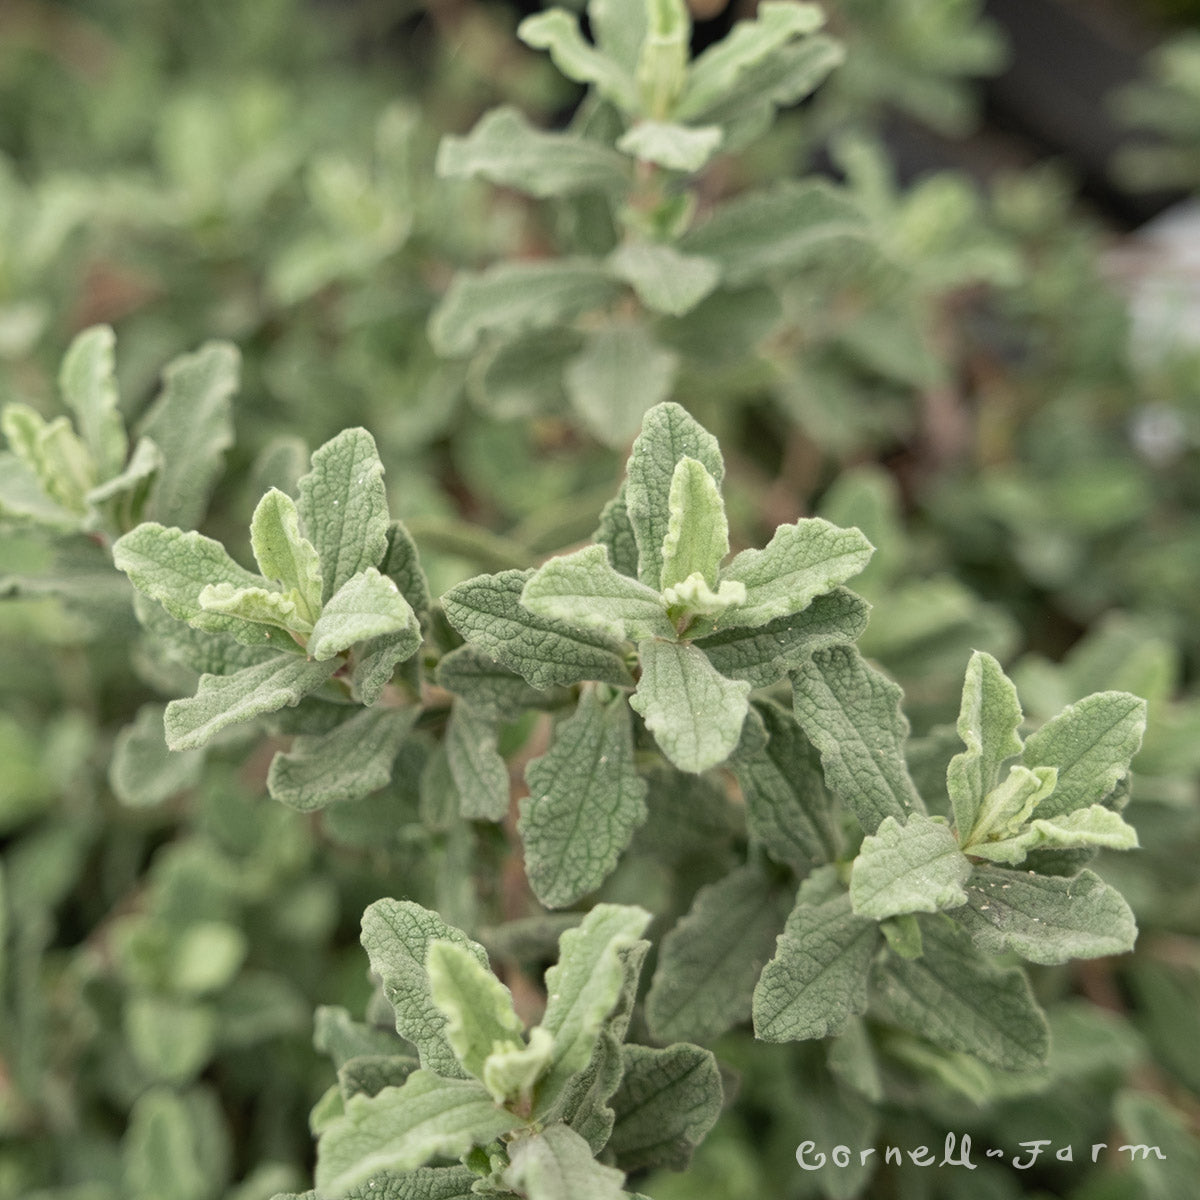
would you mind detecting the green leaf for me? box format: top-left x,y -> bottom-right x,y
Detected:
59,324 -> 126,478
437,644 -> 568,718
606,241 -> 721,318
110,703 -> 205,807
594,489 -> 640,580
537,904 -> 652,1106
680,181 -> 867,285
519,10 -> 638,111
948,650 -> 1025,839
138,341 -> 238,529
437,106 -> 630,198
445,701 -> 510,821
957,867 -> 1137,964
2,403 -> 93,514
503,1124 -> 626,1200
426,941 -> 524,1082
659,457 -> 728,592
360,900 -> 491,1079
631,638 -> 751,773
752,868 -> 879,1042
790,644 -> 924,833
849,813 -> 972,920
675,0 -> 825,119
250,488 -> 323,624
616,121 -> 723,171
429,259 -> 623,357
482,1026 -> 555,1108
589,0 -> 648,73
86,434 -> 161,523
718,517 -> 872,628
967,803 -> 1139,865
163,655 -> 339,750
961,763 -> 1058,850
296,428 -> 391,606
267,707 -> 416,811
378,520 -> 431,619
122,1086 -> 218,1200
520,689 -> 648,908
309,568 -> 419,661
608,1043 -> 722,1172
315,1072 -> 527,1196
0,448 -> 78,525
625,401 -> 724,589
521,544 -> 673,641
442,569 -> 632,689
646,862 -> 791,1042
732,701 -> 838,869
1019,691 -> 1148,818
564,322 -> 679,447
125,994 -> 217,1084
113,522 -> 272,642
132,592 -> 278,677
197,582 -> 309,634
872,915 -> 1049,1070
695,588 -> 870,687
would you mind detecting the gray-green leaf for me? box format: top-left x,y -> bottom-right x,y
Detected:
445,701 -> 510,822
164,655 -> 339,750
267,707 -> 416,812
60,324 -> 127,478
503,1123 -> 626,1200
520,689 -> 648,908
849,813 -> 972,920
957,867 -> 1137,964
631,638 -> 751,773
308,568 -> 419,661
296,428 -> 391,606
250,488 -> 323,624
442,569 -> 632,689
752,868 -> 879,1043
518,10 -> 638,110
646,862 -> 791,1043
607,240 -> 721,317
790,644 -> 924,833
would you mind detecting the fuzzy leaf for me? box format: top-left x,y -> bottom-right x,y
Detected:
675,0 -> 825,119
968,803 -> 1139,865
503,1124 -> 626,1200
594,489 -> 640,580
606,241 -> 721,319
59,324 -> 127,478
437,106 -> 630,198
315,1071 -> 526,1196
86,435 -> 161,521
360,900 -> 492,1079
250,488 -> 323,623
790,644 -> 924,833
518,10 -> 638,110
538,904 -> 652,1105
957,867 -> 1137,964
164,655 -> 339,750
436,644 -> 568,718
616,121 -> 723,171
608,1043 -> 722,1172
680,181 -> 867,285
962,764 -> 1058,850
719,518 -> 872,628
659,457 -> 728,592
625,402 -> 724,589
850,813 -> 972,920
1019,691 -> 1148,818
646,862 -> 791,1043
442,569 -> 632,689
948,650 -> 1025,839
631,638 -> 751,773
445,701 -> 510,821
198,582 -> 309,634
429,259 -> 623,357
564,322 -> 679,447
589,0 -> 648,73
520,689 -> 648,908
268,707 -> 416,812
113,523 -> 266,638
521,544 -> 673,641
732,702 -> 838,869
752,869 -> 879,1042
2,403 -> 93,513
426,941 -> 524,1082
873,915 -> 1050,1070
308,568 -> 419,661
138,341 -> 238,528
695,588 -> 869,687
296,428 -> 390,606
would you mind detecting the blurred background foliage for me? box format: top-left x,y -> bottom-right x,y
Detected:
3,0 -> 1200,1197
